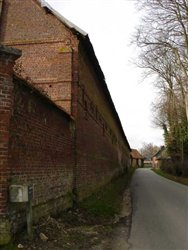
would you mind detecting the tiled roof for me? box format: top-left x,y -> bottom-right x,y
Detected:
152,146 -> 168,159
131,149 -> 144,159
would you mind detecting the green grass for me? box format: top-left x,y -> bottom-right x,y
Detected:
153,168 -> 188,186
0,243 -> 18,250
79,167 -> 136,218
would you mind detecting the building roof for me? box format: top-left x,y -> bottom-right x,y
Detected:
36,0 -> 131,151
37,0 -> 87,36
0,44 -> 21,57
152,146 -> 168,160
131,149 -> 144,159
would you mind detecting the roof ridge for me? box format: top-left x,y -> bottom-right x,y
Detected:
36,0 -> 88,36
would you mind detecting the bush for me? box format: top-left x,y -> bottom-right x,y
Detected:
182,160 -> 188,177
160,158 -> 188,177
160,159 -> 174,175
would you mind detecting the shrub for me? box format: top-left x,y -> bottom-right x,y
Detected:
160,159 -> 174,174
160,158 -> 188,177
181,159 -> 188,177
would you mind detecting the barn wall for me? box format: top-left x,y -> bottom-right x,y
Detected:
75,43 -> 130,199
0,45 -> 75,244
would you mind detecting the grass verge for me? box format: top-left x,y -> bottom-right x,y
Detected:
0,243 -> 17,250
79,167 -> 136,220
9,167 -> 136,250
152,168 -> 188,186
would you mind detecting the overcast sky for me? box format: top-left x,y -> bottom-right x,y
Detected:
46,0 -> 164,149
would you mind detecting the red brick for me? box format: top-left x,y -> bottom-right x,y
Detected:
0,0 -> 131,241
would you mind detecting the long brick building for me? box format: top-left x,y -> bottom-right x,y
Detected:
0,0 -> 131,244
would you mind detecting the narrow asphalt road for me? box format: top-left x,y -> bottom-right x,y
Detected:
128,168 -> 188,250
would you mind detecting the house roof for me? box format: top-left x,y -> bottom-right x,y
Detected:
152,146 -> 168,159
0,44 -> 21,57
131,149 -> 144,159
36,0 -> 131,151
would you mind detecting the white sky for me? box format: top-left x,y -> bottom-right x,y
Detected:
46,0 -> 164,149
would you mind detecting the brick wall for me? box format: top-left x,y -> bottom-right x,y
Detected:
0,0 -> 79,114
0,0 -> 131,202
0,45 -> 75,244
0,46 -> 21,215
0,0 -> 76,45
8,78 -> 75,229
13,42 -> 73,114
0,45 -> 21,245
75,44 -> 130,200
0,0 -> 131,241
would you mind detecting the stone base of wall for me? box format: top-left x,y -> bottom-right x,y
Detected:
77,168 -> 123,201
0,217 -> 12,245
0,194 -> 73,246
33,194 -> 73,223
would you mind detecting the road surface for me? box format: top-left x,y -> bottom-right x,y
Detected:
128,168 -> 188,250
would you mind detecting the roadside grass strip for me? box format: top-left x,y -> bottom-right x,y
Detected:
153,168 -> 188,186
79,167 -> 136,219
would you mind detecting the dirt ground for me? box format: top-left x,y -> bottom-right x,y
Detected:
13,189 -> 132,250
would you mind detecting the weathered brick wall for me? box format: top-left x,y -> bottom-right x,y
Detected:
0,45 -> 75,244
13,43 -> 73,113
0,45 -> 21,245
0,0 -> 79,114
8,79 -> 75,230
0,0 -> 76,44
76,44 -> 130,200
0,0 -> 131,208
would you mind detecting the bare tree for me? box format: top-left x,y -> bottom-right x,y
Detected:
133,0 -> 188,122
139,143 -> 160,160
132,0 -> 188,162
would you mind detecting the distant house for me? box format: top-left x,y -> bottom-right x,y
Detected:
130,149 -> 144,168
144,158 -> 152,167
152,146 -> 169,168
